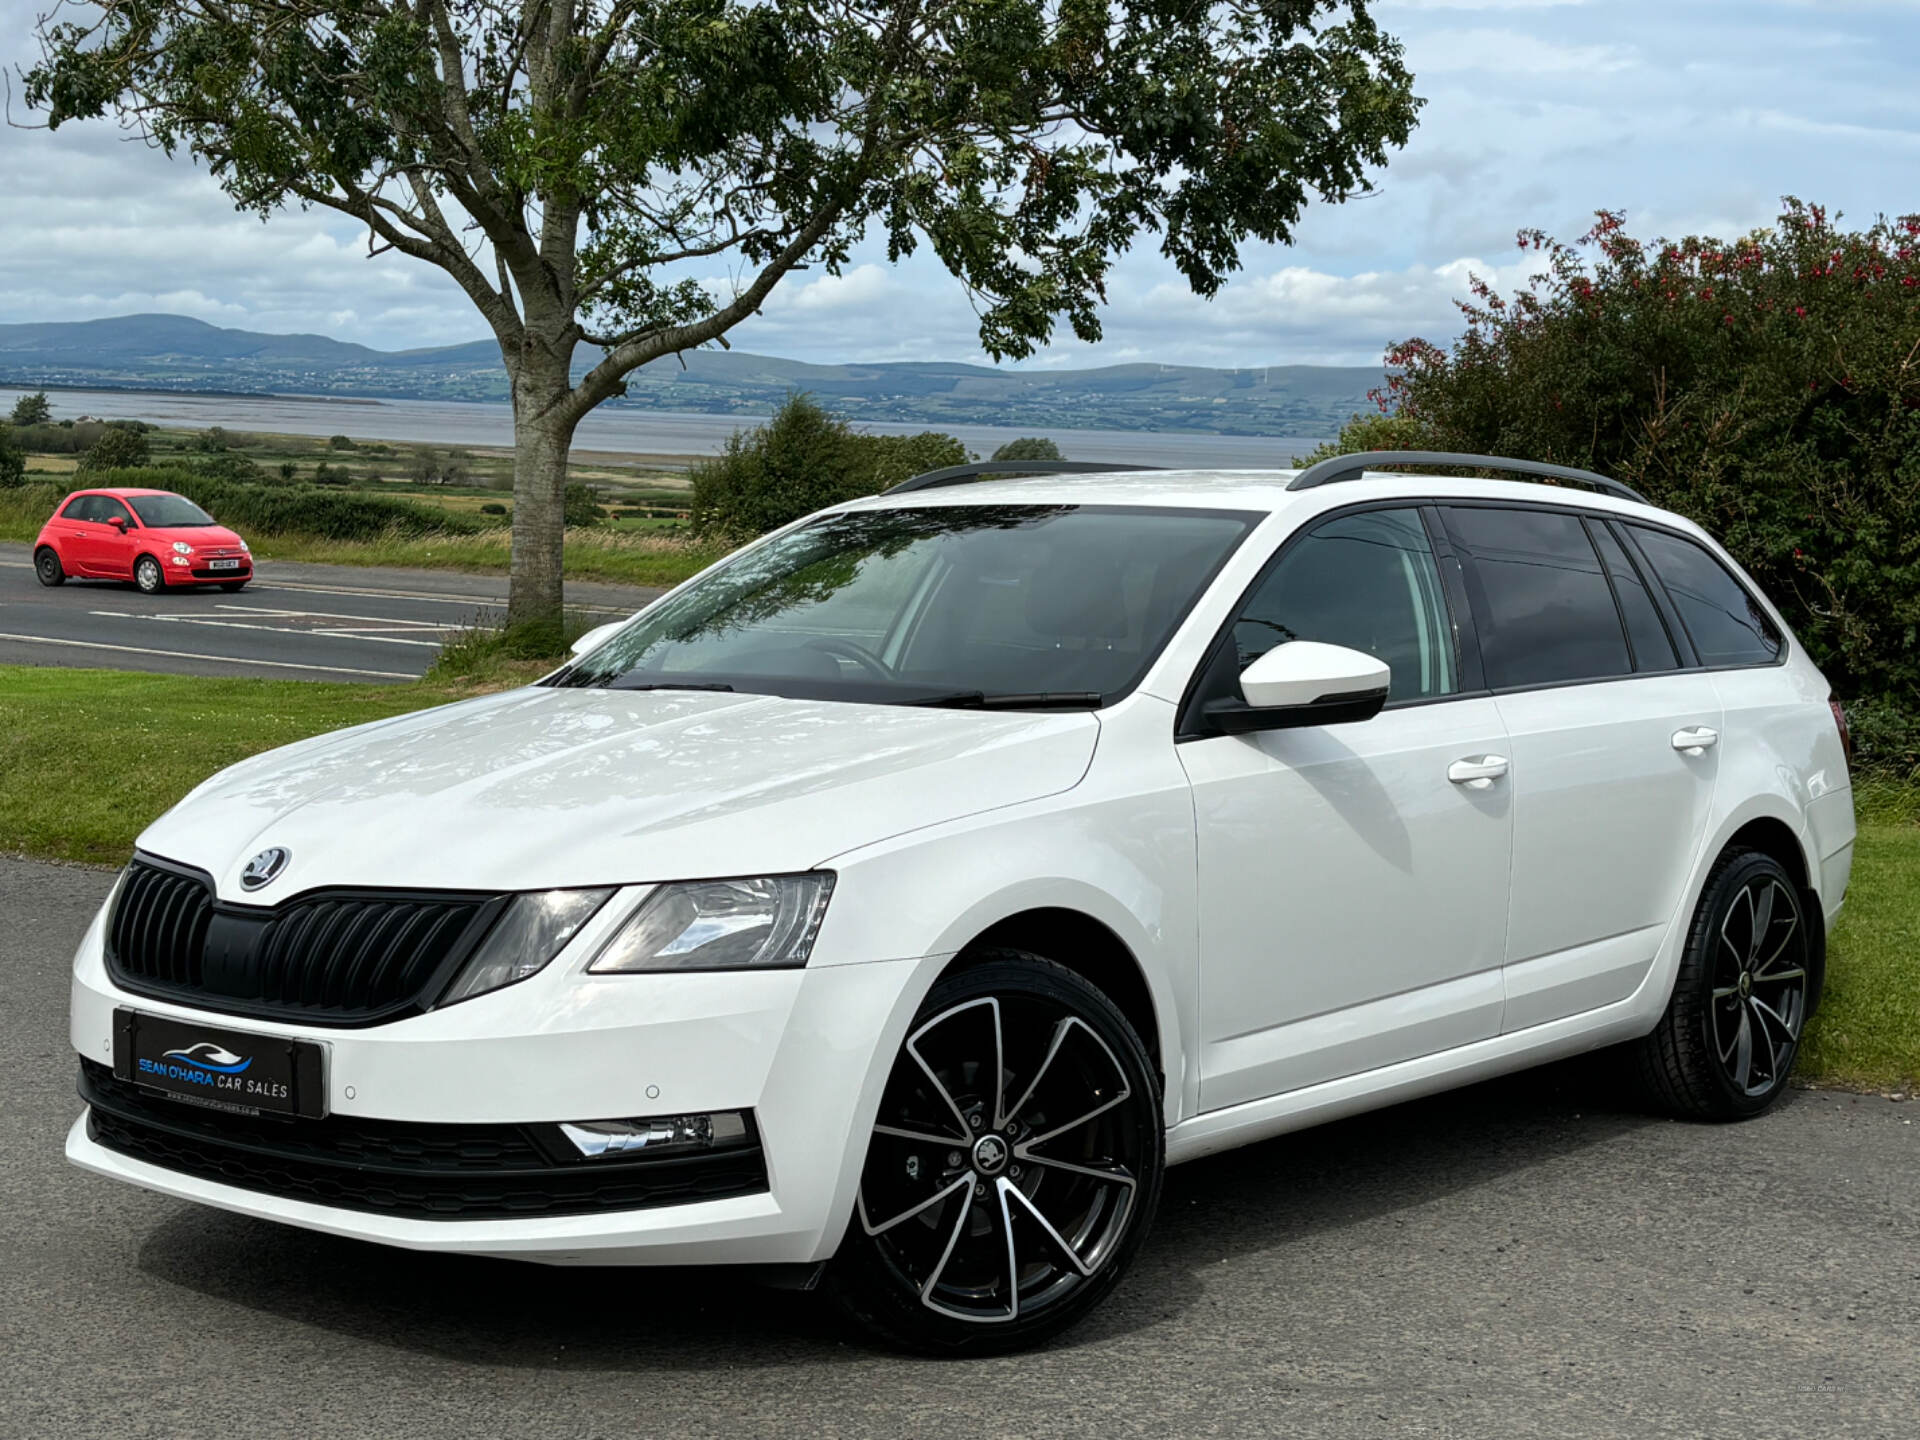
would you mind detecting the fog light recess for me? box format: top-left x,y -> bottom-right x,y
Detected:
558,1112 -> 750,1158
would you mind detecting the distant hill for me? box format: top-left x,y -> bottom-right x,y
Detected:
0,313 -> 1383,436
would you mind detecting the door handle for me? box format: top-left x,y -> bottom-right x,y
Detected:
1448,755 -> 1509,786
1671,726 -> 1719,754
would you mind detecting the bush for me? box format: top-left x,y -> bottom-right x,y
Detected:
72,465 -> 483,541
183,451 -> 266,483
77,427 -> 150,472
328,434 -> 356,450
0,424 -> 23,487
990,436 -> 1062,462
563,483 -> 605,526
690,393 -> 968,539
480,502 -> 507,516
9,391 -> 51,426
1370,200 -> 1920,764
193,426 -> 228,452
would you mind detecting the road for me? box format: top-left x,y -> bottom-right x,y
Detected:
0,541 -> 664,682
3,857 -> 1916,1440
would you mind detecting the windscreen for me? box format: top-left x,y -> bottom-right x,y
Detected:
126,493 -> 216,528
551,504 -> 1258,707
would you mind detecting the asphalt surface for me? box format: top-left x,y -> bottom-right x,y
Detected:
0,541 -> 664,682
3,858 -> 1916,1439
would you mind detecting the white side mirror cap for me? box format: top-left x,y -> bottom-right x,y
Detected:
569,621 -> 625,658
1239,641 -> 1390,711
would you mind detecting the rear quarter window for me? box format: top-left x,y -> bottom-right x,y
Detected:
1628,526 -> 1783,666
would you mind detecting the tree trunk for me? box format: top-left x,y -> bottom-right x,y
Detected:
505,346 -> 578,634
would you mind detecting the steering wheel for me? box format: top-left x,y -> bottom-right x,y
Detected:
805,636 -> 894,680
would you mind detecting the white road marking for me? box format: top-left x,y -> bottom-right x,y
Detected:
0,631 -> 417,678
87,609 -> 447,648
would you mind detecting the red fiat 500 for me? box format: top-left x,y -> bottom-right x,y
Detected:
33,488 -> 253,594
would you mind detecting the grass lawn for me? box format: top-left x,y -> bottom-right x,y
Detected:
1,663 -> 1913,1091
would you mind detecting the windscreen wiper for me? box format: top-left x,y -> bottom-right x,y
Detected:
606,679 -> 737,693
909,690 -> 1104,710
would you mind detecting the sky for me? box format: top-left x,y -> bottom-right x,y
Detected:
0,0 -> 1915,369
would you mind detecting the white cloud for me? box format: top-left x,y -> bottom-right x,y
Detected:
2,0 -> 1917,369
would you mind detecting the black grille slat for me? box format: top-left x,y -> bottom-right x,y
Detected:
105,856 -> 505,1027
80,1062 -> 769,1221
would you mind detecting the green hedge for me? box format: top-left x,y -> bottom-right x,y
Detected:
47,466 -> 483,541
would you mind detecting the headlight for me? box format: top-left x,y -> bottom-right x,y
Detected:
172,541 -> 194,555
440,888 -> 613,1004
239,538 -> 250,552
590,874 -> 833,973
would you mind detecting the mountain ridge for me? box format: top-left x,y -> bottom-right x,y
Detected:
0,312 -> 1383,436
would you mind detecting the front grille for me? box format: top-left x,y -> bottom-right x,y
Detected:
81,1061 -> 770,1220
107,854 -> 507,1026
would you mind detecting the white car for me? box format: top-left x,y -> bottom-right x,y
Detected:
67,452 -> 1855,1353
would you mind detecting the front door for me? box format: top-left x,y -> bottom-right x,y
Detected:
1180,506 -> 1515,1111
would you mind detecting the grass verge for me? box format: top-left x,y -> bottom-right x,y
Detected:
2,662 -> 1913,1090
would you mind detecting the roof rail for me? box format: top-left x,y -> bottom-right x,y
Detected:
1286,450 -> 1650,506
884,460 -> 1163,495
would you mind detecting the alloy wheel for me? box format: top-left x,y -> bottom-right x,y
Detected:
1709,876 -> 1806,1097
135,557 -> 163,594
856,993 -> 1145,1325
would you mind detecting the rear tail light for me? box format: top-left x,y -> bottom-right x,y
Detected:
1828,692 -> 1852,767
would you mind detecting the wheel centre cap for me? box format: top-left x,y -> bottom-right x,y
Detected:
1738,971 -> 1753,997
972,1134 -> 1009,1175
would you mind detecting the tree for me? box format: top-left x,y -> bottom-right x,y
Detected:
9,391 -> 52,426
990,437 -> 1062,462
76,426 -> 150,472
25,1 -> 1419,629
1371,200 -> 1920,762
690,392 -> 969,538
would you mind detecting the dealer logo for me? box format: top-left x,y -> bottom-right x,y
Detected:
240,847 -> 290,891
160,1042 -> 253,1075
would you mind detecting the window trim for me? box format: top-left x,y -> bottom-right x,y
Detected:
1175,498 -> 1477,741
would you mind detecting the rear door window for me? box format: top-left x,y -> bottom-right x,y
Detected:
1627,526 -> 1783,666
1445,506 -> 1632,689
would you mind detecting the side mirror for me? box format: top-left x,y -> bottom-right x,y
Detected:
568,621 -> 625,658
107,516 -> 128,532
1205,641 -> 1390,734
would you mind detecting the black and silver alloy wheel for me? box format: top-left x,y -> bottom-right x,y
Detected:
833,952 -> 1163,1353
34,546 -> 65,587
133,555 -> 164,595
1709,872 -> 1806,1097
1635,848 -> 1812,1120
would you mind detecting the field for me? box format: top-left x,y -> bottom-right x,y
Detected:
0,664 -> 1913,1092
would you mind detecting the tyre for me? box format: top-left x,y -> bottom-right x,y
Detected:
133,555 -> 165,594
1633,848 -> 1811,1120
831,951 -> 1164,1355
220,580 -> 248,593
34,547 -> 66,587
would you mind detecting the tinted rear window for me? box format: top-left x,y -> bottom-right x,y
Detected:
1446,506 -> 1632,689
1628,526 -> 1782,666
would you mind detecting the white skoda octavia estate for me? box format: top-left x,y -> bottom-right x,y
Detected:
67,452 -> 1855,1353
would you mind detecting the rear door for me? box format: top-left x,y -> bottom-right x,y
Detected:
1441,504 -> 1721,1030
1181,505 -> 1515,1109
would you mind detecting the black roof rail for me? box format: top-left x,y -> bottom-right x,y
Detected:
885,460 -> 1163,495
1286,450 -> 1650,506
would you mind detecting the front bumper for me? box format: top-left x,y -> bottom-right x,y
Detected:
68,898 -> 938,1265
168,558 -> 252,584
